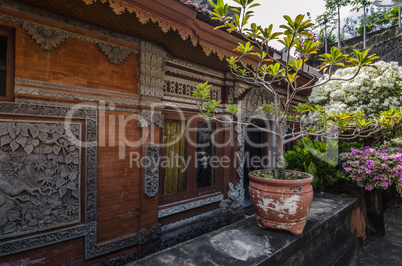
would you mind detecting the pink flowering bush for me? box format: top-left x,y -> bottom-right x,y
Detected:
341,146 -> 402,195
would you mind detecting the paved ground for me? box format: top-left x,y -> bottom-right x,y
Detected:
348,207 -> 402,266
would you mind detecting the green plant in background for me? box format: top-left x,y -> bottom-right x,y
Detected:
284,137 -> 363,190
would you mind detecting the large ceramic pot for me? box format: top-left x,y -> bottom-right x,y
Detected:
249,169 -> 314,235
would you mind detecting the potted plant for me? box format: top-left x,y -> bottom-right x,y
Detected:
193,0 -> 402,235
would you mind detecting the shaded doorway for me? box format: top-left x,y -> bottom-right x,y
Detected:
243,124 -> 268,212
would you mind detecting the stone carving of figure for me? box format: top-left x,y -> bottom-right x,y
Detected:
0,180 -> 38,227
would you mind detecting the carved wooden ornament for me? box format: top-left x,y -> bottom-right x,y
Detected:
97,42 -> 133,65
22,22 -> 69,51
144,143 -> 159,197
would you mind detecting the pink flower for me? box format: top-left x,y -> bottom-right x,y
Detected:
358,166 -> 366,174
380,182 -> 389,189
365,185 -> 373,191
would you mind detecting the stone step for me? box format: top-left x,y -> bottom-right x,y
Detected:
127,193 -> 358,266
314,231 -> 357,266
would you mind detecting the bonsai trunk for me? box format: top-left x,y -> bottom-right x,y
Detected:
277,121 -> 285,179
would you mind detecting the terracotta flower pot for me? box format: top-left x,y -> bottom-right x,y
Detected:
248,169 -> 314,235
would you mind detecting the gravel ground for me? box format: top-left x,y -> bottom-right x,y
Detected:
348,207 -> 402,266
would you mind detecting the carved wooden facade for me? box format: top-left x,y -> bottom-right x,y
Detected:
0,0 -> 311,264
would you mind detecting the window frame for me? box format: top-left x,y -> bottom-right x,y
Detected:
0,26 -> 14,102
159,111 -> 224,205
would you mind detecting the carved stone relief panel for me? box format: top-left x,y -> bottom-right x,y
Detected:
144,143 -> 159,197
139,41 -> 166,99
240,86 -> 274,121
0,120 -> 81,239
227,82 -> 248,104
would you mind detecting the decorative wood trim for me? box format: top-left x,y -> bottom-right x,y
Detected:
97,42 -> 133,65
0,0 -> 140,46
14,98 -> 141,113
0,10 -> 137,63
22,21 -> 69,51
0,224 -> 87,256
163,75 -> 221,101
161,209 -> 221,232
15,78 -> 139,100
15,87 -> 141,107
158,194 -> 223,218
137,110 -> 164,128
139,41 -> 166,99
82,0 -> 199,47
144,143 -> 159,198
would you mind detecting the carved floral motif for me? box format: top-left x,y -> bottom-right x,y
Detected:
240,87 -> 274,121
144,143 -> 159,197
137,110 -> 164,128
140,41 -> 166,99
22,22 -> 69,51
97,42 -> 133,65
0,121 -> 81,239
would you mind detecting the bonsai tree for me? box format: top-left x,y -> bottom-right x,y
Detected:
193,0 -> 402,179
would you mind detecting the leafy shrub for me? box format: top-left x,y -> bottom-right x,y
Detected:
309,61 -> 402,116
284,137 -> 363,190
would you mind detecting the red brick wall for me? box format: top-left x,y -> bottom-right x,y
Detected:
97,110 -> 145,243
0,8 -> 139,95
0,238 -> 85,265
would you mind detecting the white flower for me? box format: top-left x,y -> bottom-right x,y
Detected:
309,61 -> 402,115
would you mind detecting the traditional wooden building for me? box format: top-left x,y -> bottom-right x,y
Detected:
0,0 -> 319,264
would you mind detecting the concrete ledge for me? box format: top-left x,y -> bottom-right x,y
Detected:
129,193 -> 357,266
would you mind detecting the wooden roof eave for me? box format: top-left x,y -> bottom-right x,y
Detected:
82,0 -> 262,65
